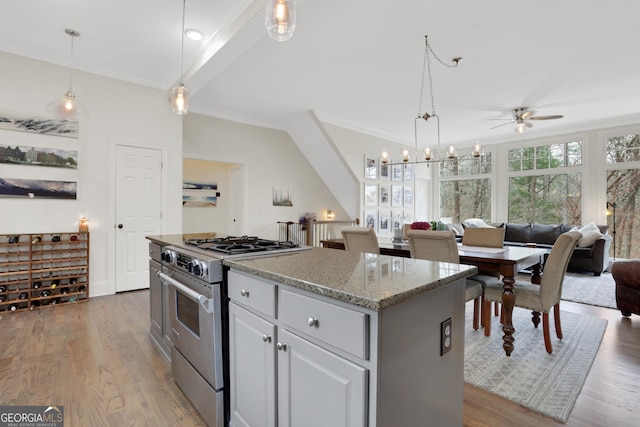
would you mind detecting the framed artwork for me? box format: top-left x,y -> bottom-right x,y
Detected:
183,181 -> 218,207
0,110 -> 78,138
0,144 -> 78,169
378,209 -> 391,234
403,164 -> 413,181
392,164 -> 402,181
404,186 -> 413,208
0,177 -> 76,199
379,184 -> 390,206
363,209 -> 378,231
403,210 -> 414,224
365,157 -> 377,180
391,185 -> 403,207
272,187 -> 293,206
379,162 -> 390,180
364,183 -> 378,206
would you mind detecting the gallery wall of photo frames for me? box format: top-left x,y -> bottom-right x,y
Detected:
363,156 -> 414,236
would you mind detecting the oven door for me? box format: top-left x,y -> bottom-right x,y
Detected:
160,269 -> 224,391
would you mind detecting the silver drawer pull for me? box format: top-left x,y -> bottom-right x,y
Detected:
307,317 -> 319,327
262,334 -> 272,343
277,342 -> 287,351
241,289 -> 250,297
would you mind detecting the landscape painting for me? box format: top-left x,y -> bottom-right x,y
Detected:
272,188 -> 293,207
0,144 -> 78,168
183,180 -> 218,207
0,110 -> 79,138
0,177 -> 77,199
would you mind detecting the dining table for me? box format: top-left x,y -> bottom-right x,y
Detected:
321,238 -> 548,356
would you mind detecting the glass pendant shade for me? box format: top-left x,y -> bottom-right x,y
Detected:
46,90 -> 85,120
265,0 -> 297,41
170,83 -> 190,115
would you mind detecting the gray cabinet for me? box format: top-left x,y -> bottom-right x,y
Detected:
228,270 -> 368,427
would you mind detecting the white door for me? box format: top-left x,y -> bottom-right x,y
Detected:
115,145 -> 162,292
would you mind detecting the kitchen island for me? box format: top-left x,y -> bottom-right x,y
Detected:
224,247 -> 477,427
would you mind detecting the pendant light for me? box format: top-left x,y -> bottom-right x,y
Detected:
170,0 -> 190,115
265,0 -> 297,41
46,29 -> 86,120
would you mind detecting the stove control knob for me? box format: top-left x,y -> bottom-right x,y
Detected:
162,250 -> 176,264
191,260 -> 208,277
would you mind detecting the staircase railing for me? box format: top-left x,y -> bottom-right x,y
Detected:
277,218 -> 359,247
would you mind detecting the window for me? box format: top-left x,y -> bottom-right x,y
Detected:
440,179 -> 491,223
439,153 -> 492,222
507,142 -> 582,224
508,173 -> 581,224
606,134 -> 640,259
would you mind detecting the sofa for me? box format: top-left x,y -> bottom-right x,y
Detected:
611,260 -> 640,316
459,220 -> 612,276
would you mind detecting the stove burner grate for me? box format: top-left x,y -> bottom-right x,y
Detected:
184,236 -> 299,254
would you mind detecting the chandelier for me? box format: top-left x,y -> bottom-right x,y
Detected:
381,36 -> 482,166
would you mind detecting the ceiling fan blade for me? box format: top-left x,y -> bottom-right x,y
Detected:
528,114 -> 564,120
520,110 -> 536,120
525,122 -> 533,128
490,121 -> 514,129
488,118 -> 514,121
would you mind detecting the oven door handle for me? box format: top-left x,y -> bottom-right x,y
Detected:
157,271 -> 215,315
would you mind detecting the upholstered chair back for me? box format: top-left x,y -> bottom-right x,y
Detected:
539,231 -> 581,309
341,227 -> 380,254
462,227 -> 505,248
407,230 -> 459,263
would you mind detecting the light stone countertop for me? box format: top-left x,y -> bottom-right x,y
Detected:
224,247 -> 477,311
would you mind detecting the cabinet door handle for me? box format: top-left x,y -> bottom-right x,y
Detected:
307,317 -> 319,327
240,289 -> 250,297
262,334 -> 272,343
277,342 -> 287,351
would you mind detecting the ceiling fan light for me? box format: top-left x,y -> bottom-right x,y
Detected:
515,123 -> 527,134
265,0 -> 297,41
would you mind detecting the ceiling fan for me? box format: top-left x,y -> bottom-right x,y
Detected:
491,107 -> 564,133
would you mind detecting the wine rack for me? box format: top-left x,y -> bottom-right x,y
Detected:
0,232 -> 89,313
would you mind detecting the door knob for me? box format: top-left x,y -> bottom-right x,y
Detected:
117,224 -> 123,229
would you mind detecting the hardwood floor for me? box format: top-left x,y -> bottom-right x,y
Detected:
1,291 -> 638,426
0,291 -> 206,427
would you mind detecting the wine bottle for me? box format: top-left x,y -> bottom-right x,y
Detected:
18,292 -> 28,300
51,280 -> 59,290
0,295 -> 7,303
0,285 -> 7,293
9,303 -> 19,311
40,289 -> 51,297
30,300 -> 40,310
32,281 -> 41,289
76,284 -> 86,293
51,297 -> 61,305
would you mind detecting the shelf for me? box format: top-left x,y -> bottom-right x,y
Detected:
0,232 -> 89,313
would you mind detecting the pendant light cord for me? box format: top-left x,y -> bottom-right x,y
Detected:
180,0 -> 186,82
68,35 -> 75,92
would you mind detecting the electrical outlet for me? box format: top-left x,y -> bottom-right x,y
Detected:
441,318 -> 452,356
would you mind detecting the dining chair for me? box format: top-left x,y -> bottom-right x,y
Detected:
462,227 -> 506,317
482,231 -> 581,353
341,226 -> 380,254
407,230 -> 483,330
461,227 -> 505,248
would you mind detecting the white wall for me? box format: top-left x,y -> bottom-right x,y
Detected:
183,113 -> 350,238
0,51 -> 183,297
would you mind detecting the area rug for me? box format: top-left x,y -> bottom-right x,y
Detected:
464,305 -> 607,423
517,271 -> 617,309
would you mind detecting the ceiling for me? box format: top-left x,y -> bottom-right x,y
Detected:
2,0 -> 640,149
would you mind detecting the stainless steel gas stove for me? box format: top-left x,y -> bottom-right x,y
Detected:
156,235 -> 309,426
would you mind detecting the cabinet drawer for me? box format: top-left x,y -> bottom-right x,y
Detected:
228,270 -> 276,318
279,289 -> 369,360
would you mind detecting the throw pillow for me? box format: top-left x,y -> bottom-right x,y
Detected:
577,222 -> 603,247
462,218 -> 494,228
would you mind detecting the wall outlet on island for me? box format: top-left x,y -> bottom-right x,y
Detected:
441,318 -> 452,356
